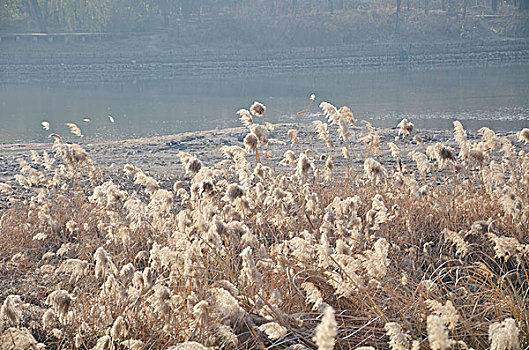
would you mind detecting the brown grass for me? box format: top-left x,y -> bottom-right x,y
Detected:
0,102 -> 528,349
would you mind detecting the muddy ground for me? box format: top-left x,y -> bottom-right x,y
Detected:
0,122 -> 512,195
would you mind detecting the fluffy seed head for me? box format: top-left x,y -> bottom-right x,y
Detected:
244,133 -> 259,152
296,153 -> 314,178
0,182 -> 13,194
169,342 -> 210,350
453,121 -> 467,145
93,335 -> 113,350
385,322 -> 409,350
65,122 -> 83,137
237,109 -> 253,126
397,118 -> 414,136
313,305 -> 337,350
186,158 -> 203,176
110,316 -> 127,340
339,105 -> 356,126
426,299 -> 459,331
250,101 -> 266,117
280,150 -> 297,167
1,295 -> 22,326
42,309 -> 56,330
249,124 -> 269,146
427,315 -> 453,350
288,129 -> 299,147
46,290 -> 73,322
225,183 -> 244,202
258,322 -> 288,341
319,102 -> 339,124
313,121 -> 334,148
489,318 -> 520,350
120,263 -> 135,283
94,247 -> 118,280
364,158 -> 387,184
518,128 -> 529,144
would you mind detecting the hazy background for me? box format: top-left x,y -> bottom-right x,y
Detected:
2,0 -> 529,44
1,0 -> 529,143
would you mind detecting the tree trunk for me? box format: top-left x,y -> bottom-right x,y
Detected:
182,0 -> 191,17
27,0 -> 48,32
42,0 -> 48,20
396,0 -> 401,32
328,0 -> 334,13
463,0 -> 468,17
447,0 -> 456,15
492,0 -> 498,11
521,0 -> 529,9
159,0 -> 170,27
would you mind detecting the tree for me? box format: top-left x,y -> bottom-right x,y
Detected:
396,0 -> 402,32
155,0 -> 172,27
25,0 -> 47,32
0,0 -> 24,23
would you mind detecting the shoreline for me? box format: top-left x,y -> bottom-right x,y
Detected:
0,123 -> 431,180
2,38 -> 529,83
1,122 -> 517,185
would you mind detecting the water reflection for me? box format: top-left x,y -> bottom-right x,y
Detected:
1,64 -> 528,144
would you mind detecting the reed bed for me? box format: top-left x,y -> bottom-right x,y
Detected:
0,101 -> 528,349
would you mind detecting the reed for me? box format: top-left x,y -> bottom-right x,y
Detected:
0,100 -> 527,349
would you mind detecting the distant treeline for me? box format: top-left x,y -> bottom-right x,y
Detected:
1,0 -> 528,33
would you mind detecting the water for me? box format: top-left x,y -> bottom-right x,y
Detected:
1,64 -> 529,144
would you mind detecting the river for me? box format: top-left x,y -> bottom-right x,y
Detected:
1,64 -> 528,144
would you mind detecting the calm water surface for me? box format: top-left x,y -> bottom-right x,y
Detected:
1,64 -> 529,144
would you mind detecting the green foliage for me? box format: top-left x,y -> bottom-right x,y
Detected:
0,0 -> 526,33
48,0 -> 112,32
0,0 -> 24,22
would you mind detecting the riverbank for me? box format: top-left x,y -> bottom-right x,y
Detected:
0,124 -> 414,182
2,36 -> 529,83
0,121 -> 515,190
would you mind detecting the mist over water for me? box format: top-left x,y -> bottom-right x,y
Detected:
1,64 -> 529,144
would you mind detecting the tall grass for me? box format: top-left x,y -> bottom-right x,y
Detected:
0,102 -> 528,349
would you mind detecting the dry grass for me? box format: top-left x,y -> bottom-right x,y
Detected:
0,102 -> 528,349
